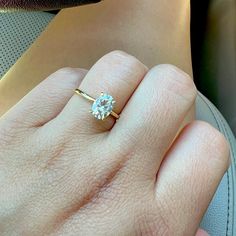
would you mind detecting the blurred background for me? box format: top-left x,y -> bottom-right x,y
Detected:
191,0 -> 236,134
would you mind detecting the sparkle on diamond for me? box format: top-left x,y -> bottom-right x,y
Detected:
91,93 -> 115,120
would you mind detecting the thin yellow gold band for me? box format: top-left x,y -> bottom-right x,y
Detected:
75,89 -> 120,119
75,89 -> 96,102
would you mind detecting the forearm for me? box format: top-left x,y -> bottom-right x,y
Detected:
0,0 -> 192,116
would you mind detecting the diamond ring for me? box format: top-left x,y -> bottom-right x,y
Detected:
75,89 -> 120,120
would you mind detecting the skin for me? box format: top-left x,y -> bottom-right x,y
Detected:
0,51 -> 229,235
0,0 -> 193,121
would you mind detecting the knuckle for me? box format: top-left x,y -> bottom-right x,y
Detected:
108,50 -> 130,57
193,121 -> 229,148
55,67 -> 76,75
45,67 -> 85,91
191,121 -> 230,167
105,50 -> 148,72
151,64 -> 197,104
52,67 -> 85,79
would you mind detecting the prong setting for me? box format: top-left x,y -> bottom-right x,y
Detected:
91,93 -> 115,120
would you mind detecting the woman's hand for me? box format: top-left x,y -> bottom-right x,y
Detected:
0,51 -> 229,236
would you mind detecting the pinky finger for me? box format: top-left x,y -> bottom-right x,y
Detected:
155,121 -> 230,236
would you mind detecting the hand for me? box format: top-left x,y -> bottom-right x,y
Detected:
0,51 -> 229,236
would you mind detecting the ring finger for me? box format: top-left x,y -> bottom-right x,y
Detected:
54,51 -> 148,134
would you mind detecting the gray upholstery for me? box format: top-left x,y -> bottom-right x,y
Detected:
0,11 -> 235,236
0,11 -> 54,78
197,93 -> 236,236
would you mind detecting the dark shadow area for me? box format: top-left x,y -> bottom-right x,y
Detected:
45,10 -> 59,14
190,1 -> 210,93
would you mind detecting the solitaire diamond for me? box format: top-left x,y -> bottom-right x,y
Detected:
91,93 -> 115,120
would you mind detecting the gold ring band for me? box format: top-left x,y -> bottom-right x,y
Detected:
75,89 -> 120,120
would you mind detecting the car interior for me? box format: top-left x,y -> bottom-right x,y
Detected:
0,1 -> 235,235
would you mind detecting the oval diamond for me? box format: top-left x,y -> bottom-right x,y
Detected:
91,93 -> 115,120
